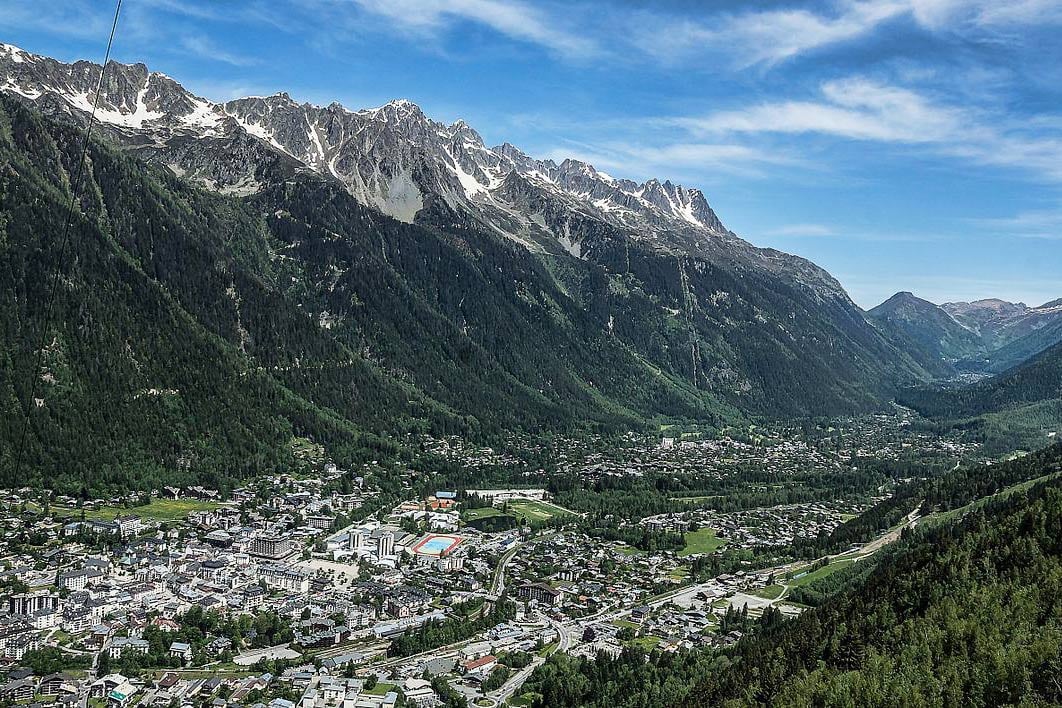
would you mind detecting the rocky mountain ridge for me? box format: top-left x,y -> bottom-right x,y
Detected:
0,42 -> 844,299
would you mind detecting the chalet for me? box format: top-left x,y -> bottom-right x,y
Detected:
0,677 -> 37,702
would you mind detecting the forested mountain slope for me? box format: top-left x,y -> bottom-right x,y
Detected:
0,92 -> 936,494
0,96 -> 431,493
686,447 -> 1062,706
867,291 -> 982,374
0,45 -> 936,423
902,339 -> 1062,419
0,95 -> 737,491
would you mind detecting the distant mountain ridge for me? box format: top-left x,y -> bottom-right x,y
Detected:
870,290 -> 1062,375
867,292 -> 983,372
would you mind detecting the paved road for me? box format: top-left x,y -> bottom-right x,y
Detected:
488,657 -> 544,704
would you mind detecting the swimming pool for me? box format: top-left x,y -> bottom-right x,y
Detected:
412,534 -> 463,556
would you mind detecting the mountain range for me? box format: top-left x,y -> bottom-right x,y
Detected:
868,291 -> 1062,375
0,42 -> 1058,488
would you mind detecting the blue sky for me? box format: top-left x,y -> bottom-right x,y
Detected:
2,0 -> 1061,308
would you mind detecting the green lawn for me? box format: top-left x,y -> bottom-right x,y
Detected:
463,506 -> 505,521
626,635 -> 661,651
508,693 -> 539,706
55,498 -> 221,522
537,643 -> 557,657
508,499 -> 573,522
677,528 -> 726,557
750,584 -> 786,600
364,682 -> 395,696
788,559 -> 857,587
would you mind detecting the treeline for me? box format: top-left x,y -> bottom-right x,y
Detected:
583,523 -> 685,553
547,464 -> 890,521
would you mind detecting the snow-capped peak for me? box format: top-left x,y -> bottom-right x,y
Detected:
0,45 -> 728,247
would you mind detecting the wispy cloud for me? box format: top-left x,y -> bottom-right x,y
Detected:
679,78 -> 962,143
630,1 -> 909,68
0,1 -> 111,41
344,0 -> 598,58
672,76 -> 1062,182
764,223 -> 839,237
970,209 -> 1062,239
179,35 -> 260,67
623,0 -> 1062,68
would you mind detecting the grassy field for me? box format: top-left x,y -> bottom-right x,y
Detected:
788,558 -> 857,587
626,635 -> 661,651
463,506 -> 505,521
669,567 -> 689,582
464,499 -> 573,524
677,528 -> 726,557
508,499 -> 573,522
364,682 -> 395,696
56,498 -> 221,522
750,584 -> 786,600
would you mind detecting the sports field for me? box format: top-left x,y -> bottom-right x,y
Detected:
462,506 -> 505,521
788,558 -> 857,587
508,499 -> 572,522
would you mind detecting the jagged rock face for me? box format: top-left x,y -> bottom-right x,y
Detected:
0,42 -> 854,302
1,45 -> 728,237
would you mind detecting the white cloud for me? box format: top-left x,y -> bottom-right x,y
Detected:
970,209 -> 1062,239
674,77 -> 1062,182
179,35 -> 260,67
0,1 -> 111,40
540,140 -> 802,182
680,78 -> 962,143
628,0 -> 1062,67
345,0 -> 598,58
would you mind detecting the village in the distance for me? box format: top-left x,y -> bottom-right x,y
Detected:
0,412 -> 979,708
